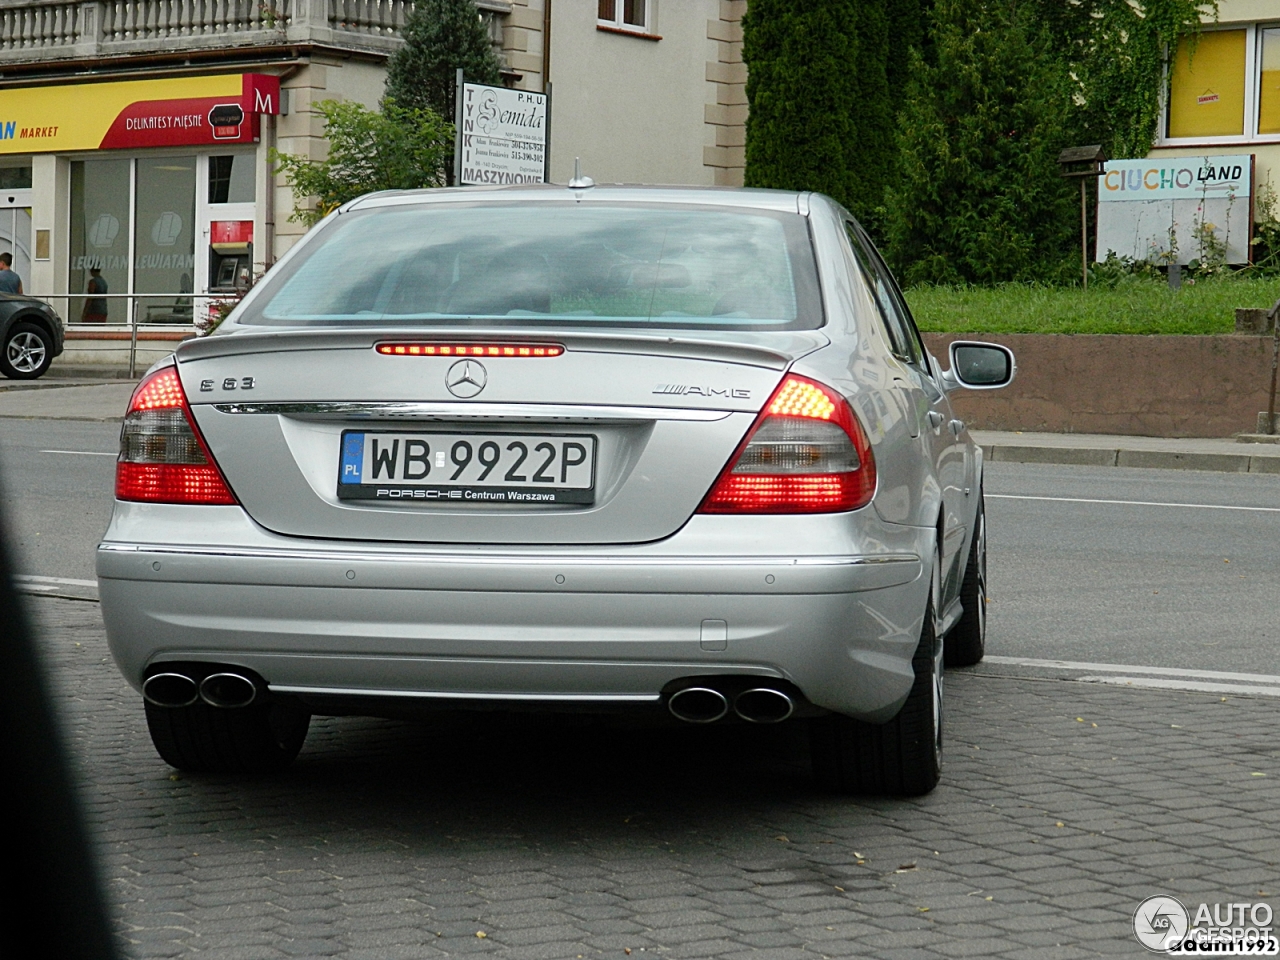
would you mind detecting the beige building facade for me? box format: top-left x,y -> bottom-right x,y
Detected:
1147,0 -> 1280,238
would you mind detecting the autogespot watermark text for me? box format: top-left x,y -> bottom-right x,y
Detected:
1134,896 -> 1279,954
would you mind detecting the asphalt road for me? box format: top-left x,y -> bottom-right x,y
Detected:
0,418 -> 119,580
984,462 -> 1280,675
1,419 -> 1277,675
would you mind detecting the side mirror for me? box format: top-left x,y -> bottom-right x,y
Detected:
941,341 -> 1016,391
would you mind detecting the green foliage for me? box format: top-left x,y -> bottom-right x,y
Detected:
270,99 -> 453,226
1029,0 -> 1217,160
385,0 -> 502,120
1249,178 -> 1280,272
906,274 -> 1280,335
884,0 -> 1077,285
742,0 -> 899,227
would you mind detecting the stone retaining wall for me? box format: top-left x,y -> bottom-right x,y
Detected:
923,333 -> 1277,438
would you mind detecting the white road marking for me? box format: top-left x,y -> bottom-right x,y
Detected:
40,449 -> 117,457
984,655 -> 1280,686
14,574 -> 98,588
1077,676 -> 1280,698
988,493 -> 1280,513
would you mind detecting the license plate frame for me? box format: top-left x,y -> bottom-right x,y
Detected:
337,430 -> 597,505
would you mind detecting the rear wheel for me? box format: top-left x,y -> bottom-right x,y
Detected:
1,321 -> 54,380
810,552 -> 943,797
145,700 -> 310,774
945,496 -> 986,667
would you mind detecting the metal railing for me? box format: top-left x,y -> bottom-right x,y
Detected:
35,291 -> 230,376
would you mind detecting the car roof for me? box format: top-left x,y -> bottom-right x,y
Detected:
345,183 -> 811,215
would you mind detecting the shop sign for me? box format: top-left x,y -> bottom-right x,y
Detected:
1096,154 -> 1253,266
455,82 -> 549,186
1099,155 -> 1251,202
0,74 -> 279,155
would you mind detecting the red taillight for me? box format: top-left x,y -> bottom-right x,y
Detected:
376,342 -> 564,357
698,375 -> 876,514
115,366 -> 237,505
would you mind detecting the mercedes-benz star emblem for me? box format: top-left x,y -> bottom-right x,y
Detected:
446,359 -> 487,398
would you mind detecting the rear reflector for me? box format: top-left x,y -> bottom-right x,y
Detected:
115,366 -> 237,505
376,343 -> 564,357
699,375 -> 876,514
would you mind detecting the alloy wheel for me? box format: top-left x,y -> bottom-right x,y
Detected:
7,331 -> 46,374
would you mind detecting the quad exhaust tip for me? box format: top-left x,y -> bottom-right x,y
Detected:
142,672 -> 199,708
667,687 -> 729,724
200,673 -> 258,709
734,688 -> 794,724
143,669 -> 259,709
668,685 -> 796,724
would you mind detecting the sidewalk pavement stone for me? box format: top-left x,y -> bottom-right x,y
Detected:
24,596 -> 1280,958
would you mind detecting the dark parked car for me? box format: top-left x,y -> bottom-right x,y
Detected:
2,294 -> 64,380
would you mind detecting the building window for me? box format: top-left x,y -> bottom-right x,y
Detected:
1259,28 -> 1280,134
1168,29 -> 1247,139
208,155 -> 255,204
598,0 -> 648,32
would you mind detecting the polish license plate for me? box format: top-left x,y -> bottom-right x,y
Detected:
337,431 -> 596,504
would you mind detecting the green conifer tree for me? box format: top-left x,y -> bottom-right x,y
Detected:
884,0 -> 1076,284
743,0 -> 894,226
385,0 -> 502,120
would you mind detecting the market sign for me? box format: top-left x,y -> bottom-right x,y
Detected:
0,74 -> 280,155
1096,155 -> 1253,265
455,81 -> 549,186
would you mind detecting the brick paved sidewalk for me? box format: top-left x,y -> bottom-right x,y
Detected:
29,597 -> 1280,959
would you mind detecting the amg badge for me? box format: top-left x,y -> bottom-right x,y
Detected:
653,384 -> 751,399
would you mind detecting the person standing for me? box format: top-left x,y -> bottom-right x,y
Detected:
81,267 -> 109,323
0,252 -> 23,295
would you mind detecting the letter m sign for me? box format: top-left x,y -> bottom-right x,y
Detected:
242,74 -> 281,115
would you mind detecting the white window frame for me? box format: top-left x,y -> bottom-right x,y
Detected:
1157,22 -> 1280,146
597,0 -> 654,36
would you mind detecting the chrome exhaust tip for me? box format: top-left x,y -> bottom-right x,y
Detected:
142,672 -> 199,708
668,686 -> 729,724
199,672 -> 258,709
734,688 -> 794,724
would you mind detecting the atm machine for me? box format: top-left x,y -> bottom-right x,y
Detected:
209,220 -> 253,293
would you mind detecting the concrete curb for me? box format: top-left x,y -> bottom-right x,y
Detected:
983,443 -> 1280,474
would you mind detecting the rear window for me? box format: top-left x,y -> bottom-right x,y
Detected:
244,202 -> 823,330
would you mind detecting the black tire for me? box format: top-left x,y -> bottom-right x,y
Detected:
810,563 -> 943,797
1,320 -> 54,380
945,495 -> 986,667
145,699 -> 310,774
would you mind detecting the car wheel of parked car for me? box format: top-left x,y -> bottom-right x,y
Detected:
1,322 -> 54,380
145,700 -> 311,774
945,495 -> 986,667
810,550 -> 943,796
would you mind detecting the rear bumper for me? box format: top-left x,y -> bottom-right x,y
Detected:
98,507 -> 932,723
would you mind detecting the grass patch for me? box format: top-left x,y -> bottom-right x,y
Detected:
904,276 -> 1280,335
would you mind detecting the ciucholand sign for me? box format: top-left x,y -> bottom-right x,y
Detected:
454,80 -> 549,186
1134,895 -> 1278,955
1099,156 -> 1251,202
1095,154 -> 1253,266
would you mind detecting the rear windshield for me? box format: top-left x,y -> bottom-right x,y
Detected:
244,202 -> 823,330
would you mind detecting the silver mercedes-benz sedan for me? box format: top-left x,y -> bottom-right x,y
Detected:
97,184 -> 1013,795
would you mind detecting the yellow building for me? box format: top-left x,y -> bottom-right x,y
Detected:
1154,0 -> 1280,230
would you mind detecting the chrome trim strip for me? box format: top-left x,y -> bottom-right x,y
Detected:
98,542 -> 920,568
208,401 -> 734,422
270,685 -> 660,703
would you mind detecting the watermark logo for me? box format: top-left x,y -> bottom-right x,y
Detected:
1135,896 -> 1190,952
1135,896 -> 1279,954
